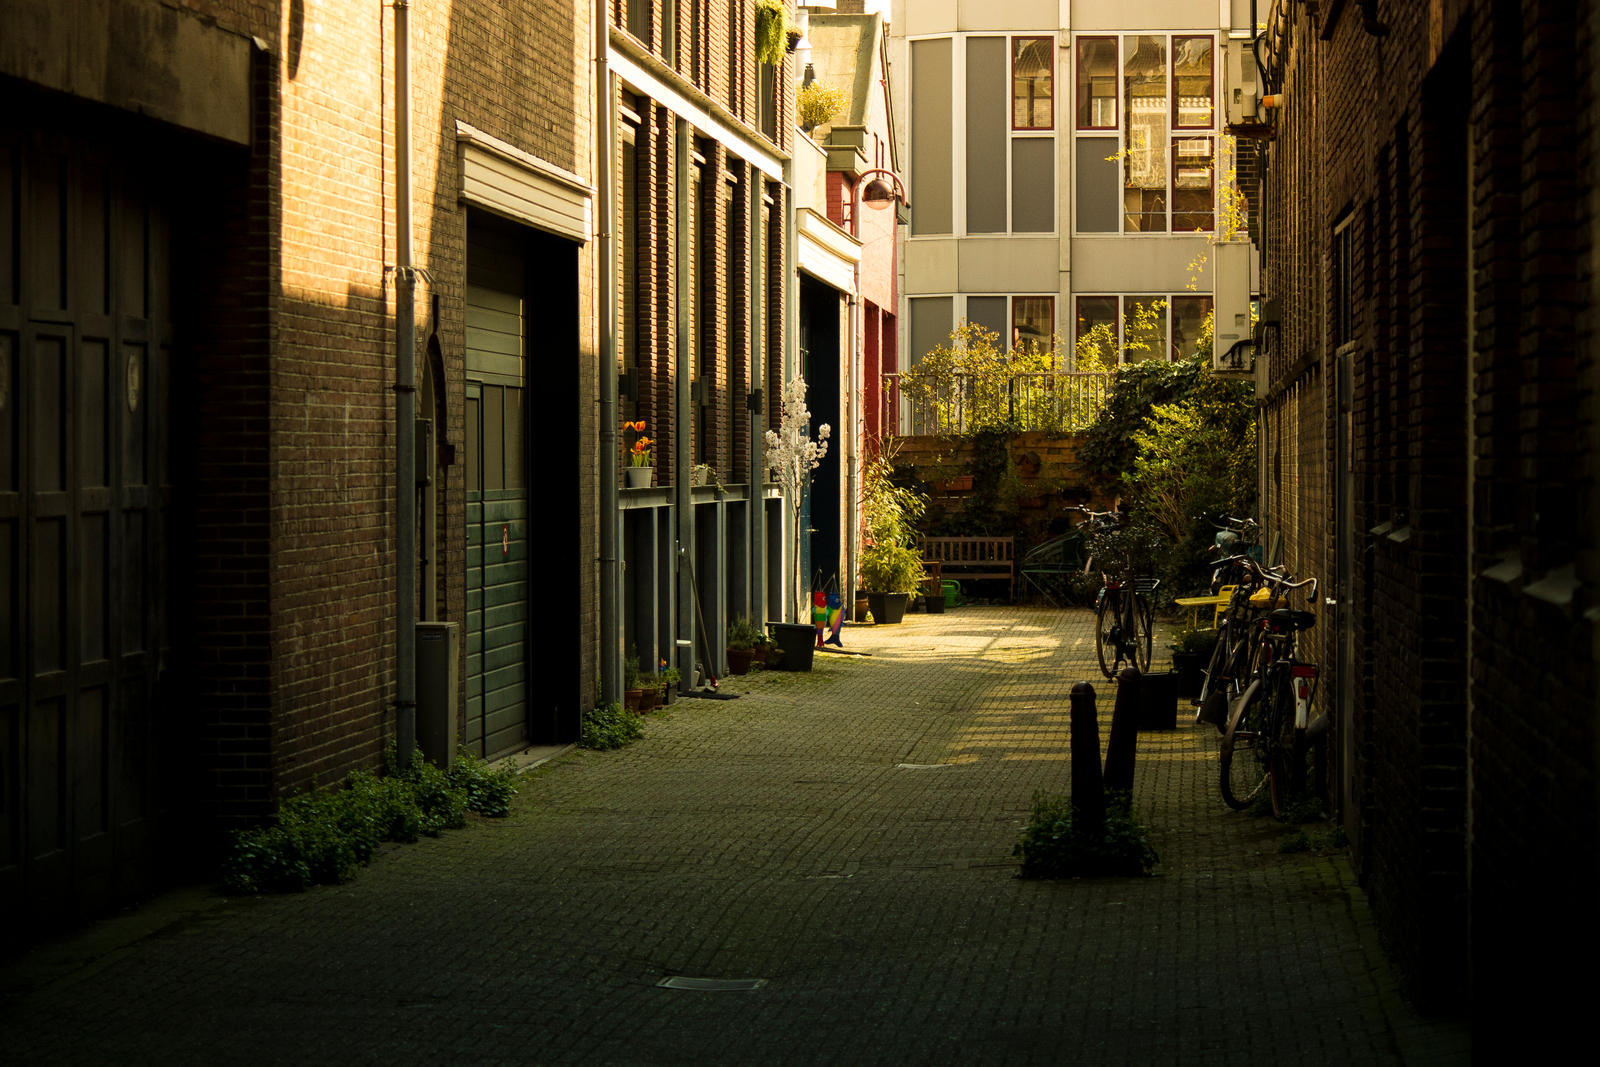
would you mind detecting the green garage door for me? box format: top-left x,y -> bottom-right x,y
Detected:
464,224 -> 528,759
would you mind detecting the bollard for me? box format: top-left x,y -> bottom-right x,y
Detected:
1104,667 -> 1141,810
1069,681 -> 1105,828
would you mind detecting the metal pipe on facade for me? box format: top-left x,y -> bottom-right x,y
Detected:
597,5 -> 621,705
846,292 -> 858,604
392,0 -> 418,769
674,117 -> 695,686
782,156 -> 799,622
749,180 -> 767,624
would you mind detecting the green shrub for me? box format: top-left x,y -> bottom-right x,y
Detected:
219,747 -> 516,895
405,757 -> 468,834
1013,790 -> 1159,878
448,750 -> 519,818
580,700 -> 645,751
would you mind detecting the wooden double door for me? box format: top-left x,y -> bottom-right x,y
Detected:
0,125 -> 172,930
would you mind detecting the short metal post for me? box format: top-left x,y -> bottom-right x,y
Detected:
1070,681 -> 1105,828
1104,667 -> 1141,809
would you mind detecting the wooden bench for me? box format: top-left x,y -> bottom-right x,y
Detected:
917,536 -> 1015,601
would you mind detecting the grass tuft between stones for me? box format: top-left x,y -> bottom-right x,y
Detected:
1013,790 -> 1159,878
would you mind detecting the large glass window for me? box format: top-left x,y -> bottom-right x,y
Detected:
1077,294 -> 1218,364
1013,37 -> 1054,130
1124,35 -> 1168,233
1122,298 -> 1169,362
1012,297 -> 1054,354
1171,295 -> 1213,359
1172,36 -> 1214,128
911,38 -> 954,235
1076,37 -> 1117,129
954,33 -> 1055,234
1073,32 -> 1217,235
1172,136 -> 1215,231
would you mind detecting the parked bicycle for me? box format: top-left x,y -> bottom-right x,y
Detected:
1195,550 -> 1288,727
1218,569 -> 1321,816
1068,506 -> 1160,679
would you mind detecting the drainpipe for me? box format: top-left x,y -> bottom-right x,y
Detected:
847,292 -> 859,603
393,0 -> 418,769
783,159 -> 799,621
674,118 -> 695,686
597,6 -> 621,704
748,178 -> 767,623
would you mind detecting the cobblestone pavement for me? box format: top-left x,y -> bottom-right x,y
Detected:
1,606 -> 1468,1065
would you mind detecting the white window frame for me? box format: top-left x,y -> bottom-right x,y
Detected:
1070,31 -> 1218,237
905,31 -> 1062,240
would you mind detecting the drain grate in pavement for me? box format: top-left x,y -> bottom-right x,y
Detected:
657,976 -> 767,991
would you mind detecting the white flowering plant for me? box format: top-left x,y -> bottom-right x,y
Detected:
764,377 -> 831,617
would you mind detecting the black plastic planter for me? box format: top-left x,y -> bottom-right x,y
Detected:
865,591 -> 909,625
767,622 -> 816,671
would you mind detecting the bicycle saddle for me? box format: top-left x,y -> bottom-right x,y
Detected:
1267,608 -> 1316,632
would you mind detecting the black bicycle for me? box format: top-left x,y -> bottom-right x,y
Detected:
1068,507 -> 1159,678
1218,571 -> 1320,815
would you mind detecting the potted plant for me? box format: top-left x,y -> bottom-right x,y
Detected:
727,616 -> 762,675
798,81 -> 848,134
859,540 -> 924,625
659,664 -> 681,705
623,657 -> 647,711
623,420 -> 653,488
1169,626 -> 1219,700
858,442 -> 929,625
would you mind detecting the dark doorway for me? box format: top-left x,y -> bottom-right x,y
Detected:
798,273 -> 842,594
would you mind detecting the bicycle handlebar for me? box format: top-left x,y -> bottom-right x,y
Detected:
1214,554 -> 1317,603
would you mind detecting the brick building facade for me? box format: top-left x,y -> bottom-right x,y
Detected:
1247,0 -> 1599,1038
605,1 -> 800,686
2,0 -> 598,937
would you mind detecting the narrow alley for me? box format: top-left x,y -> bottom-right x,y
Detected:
0,607 -> 1468,1065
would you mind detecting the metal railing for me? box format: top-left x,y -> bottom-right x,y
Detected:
890,371 -> 1114,436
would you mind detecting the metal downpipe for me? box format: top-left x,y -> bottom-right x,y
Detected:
393,0 -> 417,769
597,8 -> 621,705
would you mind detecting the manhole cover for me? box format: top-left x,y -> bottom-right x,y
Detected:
657,976 -> 767,991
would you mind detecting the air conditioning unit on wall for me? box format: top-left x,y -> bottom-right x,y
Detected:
1225,39 -> 1259,125
1212,240 -> 1255,381
1225,38 -> 1274,139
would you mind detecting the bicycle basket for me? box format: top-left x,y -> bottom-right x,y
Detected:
1133,577 -> 1161,595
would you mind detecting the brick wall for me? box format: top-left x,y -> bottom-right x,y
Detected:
184,1 -> 599,812
1255,0 -> 1599,1030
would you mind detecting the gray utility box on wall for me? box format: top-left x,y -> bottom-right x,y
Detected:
416,622 -> 460,769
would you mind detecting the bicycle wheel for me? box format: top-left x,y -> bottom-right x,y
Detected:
1267,684 -> 1304,818
1095,591 -> 1117,679
1132,594 -> 1154,672
1195,627 -> 1230,719
1220,680 -> 1271,810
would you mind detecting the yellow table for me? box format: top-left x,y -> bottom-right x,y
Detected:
1173,594 -> 1230,630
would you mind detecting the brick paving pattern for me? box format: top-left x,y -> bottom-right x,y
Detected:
0,607 -> 1468,1064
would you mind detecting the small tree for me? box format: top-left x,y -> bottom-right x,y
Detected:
765,377 -> 830,617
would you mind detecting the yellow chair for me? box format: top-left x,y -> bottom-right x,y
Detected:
1213,586 -> 1236,628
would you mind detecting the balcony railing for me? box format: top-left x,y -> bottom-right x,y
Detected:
890,371 -> 1114,436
